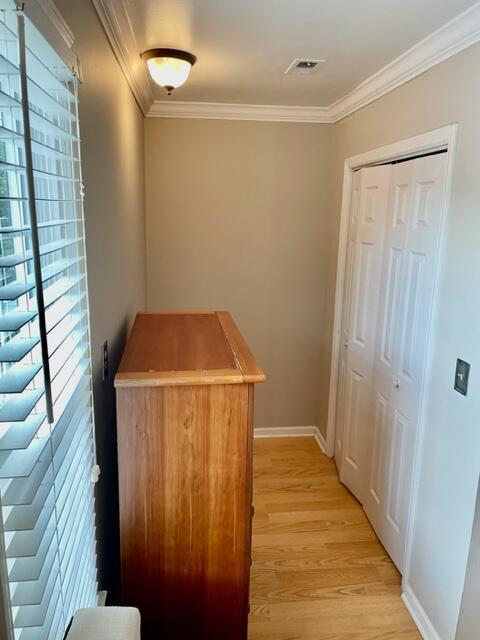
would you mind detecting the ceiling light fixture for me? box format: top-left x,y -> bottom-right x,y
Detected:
141,48 -> 197,95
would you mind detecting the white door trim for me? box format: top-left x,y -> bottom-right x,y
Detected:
325,123 -> 458,593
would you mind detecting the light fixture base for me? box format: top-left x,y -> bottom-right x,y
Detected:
141,48 -> 197,67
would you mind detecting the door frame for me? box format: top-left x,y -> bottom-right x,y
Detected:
325,123 -> 458,578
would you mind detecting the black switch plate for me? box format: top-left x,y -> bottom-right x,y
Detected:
101,340 -> 109,382
454,358 -> 470,396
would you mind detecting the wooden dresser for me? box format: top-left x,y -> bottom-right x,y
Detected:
114,311 -> 265,639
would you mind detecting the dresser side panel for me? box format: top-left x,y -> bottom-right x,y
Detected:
116,383 -> 251,639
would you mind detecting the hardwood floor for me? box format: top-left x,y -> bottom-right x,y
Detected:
248,437 -> 420,639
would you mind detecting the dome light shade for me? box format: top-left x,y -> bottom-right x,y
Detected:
142,48 -> 197,95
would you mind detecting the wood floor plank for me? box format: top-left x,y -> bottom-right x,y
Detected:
248,437 -> 420,639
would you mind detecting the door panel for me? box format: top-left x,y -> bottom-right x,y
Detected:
386,409 -> 409,532
338,165 -> 391,502
352,242 -> 374,346
344,369 -> 363,471
364,153 -> 448,571
380,248 -> 402,366
369,391 -> 388,506
392,182 -> 410,226
412,180 -> 435,228
399,252 -> 426,380
335,173 -> 361,463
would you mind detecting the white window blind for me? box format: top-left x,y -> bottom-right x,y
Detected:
0,3 -> 97,639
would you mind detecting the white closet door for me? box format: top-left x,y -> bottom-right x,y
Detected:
364,153 -> 448,571
339,165 -> 391,502
334,170 -> 361,469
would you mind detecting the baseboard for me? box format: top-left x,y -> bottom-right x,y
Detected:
402,584 -> 441,640
254,426 -> 326,454
313,428 -> 327,454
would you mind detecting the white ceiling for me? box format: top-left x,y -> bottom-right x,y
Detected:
123,0 -> 476,106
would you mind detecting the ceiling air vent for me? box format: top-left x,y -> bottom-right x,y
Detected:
285,58 -> 325,75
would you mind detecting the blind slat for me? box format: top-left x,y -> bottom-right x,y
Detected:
0,259 -> 83,304
32,137 -> 78,163
2,455 -> 51,506
52,400 -> 88,471
42,260 -> 83,286
50,336 -> 87,381
0,124 -> 23,141
0,86 -> 21,107
0,219 -> 81,234
0,311 -> 37,331
55,431 -> 91,527
0,413 -> 44,451
10,543 -> 57,606
0,13 -> 15,39
61,508 -> 94,610
0,59 -> 76,124
3,482 -> 52,532
0,237 -> 80,267
0,389 -> 43,421
0,364 -> 42,394
0,435 -> 48,478
8,511 -> 55,572
0,337 -> 40,363
29,108 -> 77,143
0,160 -> 79,182
48,314 -> 86,360
0,284 -> 36,301
13,571 -> 60,628
50,384 -> 88,457
44,275 -> 84,309
57,452 -> 92,545
17,589 -> 63,640
25,46 -> 75,100
45,293 -> 85,333
27,77 -> 75,121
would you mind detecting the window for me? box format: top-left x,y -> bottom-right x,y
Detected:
0,2 -> 97,639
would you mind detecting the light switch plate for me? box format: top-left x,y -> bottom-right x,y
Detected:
101,340 -> 109,382
454,358 -> 470,396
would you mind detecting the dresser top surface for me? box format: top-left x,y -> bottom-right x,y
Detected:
114,311 -> 265,388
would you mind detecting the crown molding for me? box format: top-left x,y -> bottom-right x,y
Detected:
91,0 -> 152,115
147,101 -> 333,123
328,1 -> 480,121
92,0 -> 480,123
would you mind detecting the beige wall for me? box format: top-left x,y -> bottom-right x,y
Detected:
145,118 -> 334,428
55,0 -> 146,599
331,44 -> 480,639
